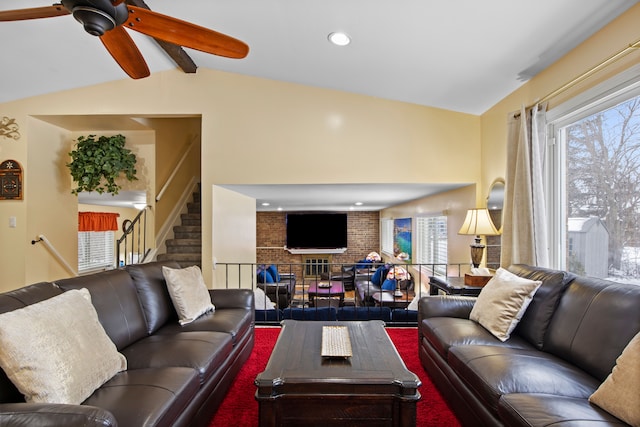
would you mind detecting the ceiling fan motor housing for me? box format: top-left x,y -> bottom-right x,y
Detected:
62,0 -> 129,36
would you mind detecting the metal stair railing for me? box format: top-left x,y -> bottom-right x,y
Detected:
117,207 -> 150,267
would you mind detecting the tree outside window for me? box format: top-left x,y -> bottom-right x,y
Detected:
564,96 -> 640,283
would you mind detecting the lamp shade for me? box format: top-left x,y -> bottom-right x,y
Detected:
458,208 -> 500,236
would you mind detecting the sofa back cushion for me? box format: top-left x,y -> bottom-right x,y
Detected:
507,264 -> 575,349
545,276 -> 640,381
0,282 -> 62,404
56,269 -> 148,350
126,261 -> 181,334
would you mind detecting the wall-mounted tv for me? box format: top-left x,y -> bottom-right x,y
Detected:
286,213 -> 348,249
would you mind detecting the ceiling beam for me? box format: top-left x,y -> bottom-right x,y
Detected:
125,0 -> 197,74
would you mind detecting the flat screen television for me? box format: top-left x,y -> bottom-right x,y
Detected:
286,213 -> 348,249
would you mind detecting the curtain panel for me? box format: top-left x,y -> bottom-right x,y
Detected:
502,103 -> 549,267
78,212 -> 119,232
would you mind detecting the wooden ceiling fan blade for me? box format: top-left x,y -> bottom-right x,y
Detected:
124,6 -> 249,59
0,5 -> 70,21
100,26 -> 150,79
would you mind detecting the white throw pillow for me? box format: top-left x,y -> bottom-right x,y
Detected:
254,287 -> 276,310
469,268 -> 542,341
162,265 -> 215,325
407,295 -> 420,311
589,331 -> 640,426
0,288 -> 126,405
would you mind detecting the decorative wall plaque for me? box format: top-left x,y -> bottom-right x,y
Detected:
0,117 -> 20,140
0,159 -> 23,200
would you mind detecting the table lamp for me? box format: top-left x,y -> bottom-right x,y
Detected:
458,208 -> 500,268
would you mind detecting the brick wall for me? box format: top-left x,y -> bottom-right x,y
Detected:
257,211 -> 380,275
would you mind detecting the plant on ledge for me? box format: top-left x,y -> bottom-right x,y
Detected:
67,134 -> 138,195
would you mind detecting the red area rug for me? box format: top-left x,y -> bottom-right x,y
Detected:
210,326 -> 461,426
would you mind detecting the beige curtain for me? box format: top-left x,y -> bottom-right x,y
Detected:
502,103 -> 549,267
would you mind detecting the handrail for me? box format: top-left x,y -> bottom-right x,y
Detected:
156,135 -> 197,202
116,207 -> 149,267
31,234 -> 77,276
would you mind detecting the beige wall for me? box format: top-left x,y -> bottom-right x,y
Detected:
137,117 -> 201,233
2,4 -> 638,290
0,69 -> 480,288
380,185 -> 477,271
212,186 -> 256,289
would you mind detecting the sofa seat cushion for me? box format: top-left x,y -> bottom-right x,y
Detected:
0,403 -> 118,427
449,345 -> 601,414
156,308 -> 253,346
121,331 -> 233,385
422,317 -> 533,360
83,367 -> 199,427
498,393 -> 629,427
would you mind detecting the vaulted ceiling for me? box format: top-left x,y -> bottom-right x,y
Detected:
1,0 -> 636,114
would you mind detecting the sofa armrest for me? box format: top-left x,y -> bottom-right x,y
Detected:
210,288 -> 254,310
0,403 -> 117,427
417,295 -> 476,324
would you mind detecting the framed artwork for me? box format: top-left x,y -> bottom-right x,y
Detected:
0,159 -> 22,200
393,218 -> 412,262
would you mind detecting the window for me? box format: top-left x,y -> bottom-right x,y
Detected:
381,218 -> 394,255
78,231 -> 115,273
415,215 -> 448,275
548,68 -> 640,284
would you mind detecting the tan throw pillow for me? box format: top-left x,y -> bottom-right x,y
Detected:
0,288 -> 126,405
469,267 -> 542,341
162,265 -> 215,325
589,332 -> 640,426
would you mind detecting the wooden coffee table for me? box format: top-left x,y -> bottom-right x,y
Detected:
307,280 -> 345,307
254,320 -> 421,426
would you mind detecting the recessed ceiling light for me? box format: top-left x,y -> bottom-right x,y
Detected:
328,32 -> 351,46
261,202 -> 270,206
277,207 -> 283,211
355,202 -> 363,206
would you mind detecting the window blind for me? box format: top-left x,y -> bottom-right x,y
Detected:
416,216 -> 448,275
78,231 -> 115,273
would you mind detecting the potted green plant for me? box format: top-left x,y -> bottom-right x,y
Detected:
67,134 -> 138,195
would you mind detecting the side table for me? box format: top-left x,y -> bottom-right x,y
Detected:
372,290 -> 414,308
428,276 -> 483,297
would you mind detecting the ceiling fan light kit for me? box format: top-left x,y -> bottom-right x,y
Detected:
0,0 -> 249,78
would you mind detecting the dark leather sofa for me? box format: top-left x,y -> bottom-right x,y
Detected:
418,264 -> 640,426
0,261 -> 254,427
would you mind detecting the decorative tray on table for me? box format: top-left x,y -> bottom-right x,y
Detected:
321,326 -> 352,358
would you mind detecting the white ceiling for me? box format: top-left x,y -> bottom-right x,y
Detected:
1,0 -> 636,114
219,183 -> 468,212
2,1 -> 636,211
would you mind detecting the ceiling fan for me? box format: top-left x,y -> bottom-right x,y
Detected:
0,0 -> 249,79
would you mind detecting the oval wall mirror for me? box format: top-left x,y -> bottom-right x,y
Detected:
486,178 -> 505,231
485,178 -> 505,269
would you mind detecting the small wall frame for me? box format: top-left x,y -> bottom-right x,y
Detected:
0,159 -> 23,200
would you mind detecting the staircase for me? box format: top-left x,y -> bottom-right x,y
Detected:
157,185 -> 202,268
